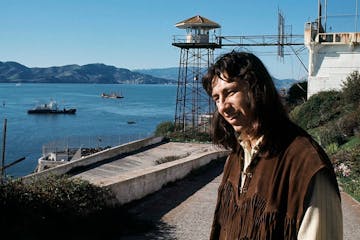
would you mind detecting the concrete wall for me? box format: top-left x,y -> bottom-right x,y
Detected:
23,136 -> 164,182
307,44 -> 360,97
22,135 -> 230,206
102,150 -> 229,205
304,25 -> 360,98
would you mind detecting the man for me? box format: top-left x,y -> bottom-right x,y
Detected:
202,51 -> 343,239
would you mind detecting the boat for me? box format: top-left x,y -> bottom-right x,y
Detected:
27,100 -> 76,114
101,92 -> 124,99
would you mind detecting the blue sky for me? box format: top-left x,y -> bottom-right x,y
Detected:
0,0 -> 357,80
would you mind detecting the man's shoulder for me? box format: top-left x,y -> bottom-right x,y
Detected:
287,135 -> 323,158
282,135 -> 331,175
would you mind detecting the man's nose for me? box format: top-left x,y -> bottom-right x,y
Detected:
218,100 -> 231,114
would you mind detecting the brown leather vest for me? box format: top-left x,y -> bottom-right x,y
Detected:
210,134 -> 340,240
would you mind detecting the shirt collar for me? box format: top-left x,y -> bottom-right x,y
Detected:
238,135 -> 264,157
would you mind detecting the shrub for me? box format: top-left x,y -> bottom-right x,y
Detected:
0,175 -> 153,239
330,144 -> 360,201
336,111 -> 359,138
290,90 -> 341,129
289,104 -> 301,124
0,174 -> 114,217
156,121 -> 212,143
325,142 -> 339,155
341,70 -> 360,105
286,81 -> 307,108
154,121 -> 175,137
316,124 -> 345,147
0,175 -> 116,238
169,130 -> 211,143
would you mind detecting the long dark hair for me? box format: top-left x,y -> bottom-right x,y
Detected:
202,51 -> 290,153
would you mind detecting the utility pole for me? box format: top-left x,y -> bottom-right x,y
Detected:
1,118 -> 7,181
1,118 -> 26,182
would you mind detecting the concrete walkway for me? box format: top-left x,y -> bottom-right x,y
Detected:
70,142 -> 219,185
342,191 -> 360,240
121,158 -> 360,240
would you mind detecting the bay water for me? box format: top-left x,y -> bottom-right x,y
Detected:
0,83 -> 177,177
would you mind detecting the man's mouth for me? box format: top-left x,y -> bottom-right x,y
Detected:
226,113 -> 239,122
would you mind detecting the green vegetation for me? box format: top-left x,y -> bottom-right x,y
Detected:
0,175 -> 152,239
154,120 -> 211,143
154,121 -> 175,137
169,129 -> 212,143
289,71 -> 360,201
286,81 -> 307,110
290,90 -> 342,131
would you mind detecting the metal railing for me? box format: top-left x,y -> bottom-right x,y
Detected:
41,133 -> 153,160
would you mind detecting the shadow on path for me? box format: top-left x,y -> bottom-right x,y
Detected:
119,157 -> 226,239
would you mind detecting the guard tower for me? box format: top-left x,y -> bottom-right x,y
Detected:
172,15 -> 221,134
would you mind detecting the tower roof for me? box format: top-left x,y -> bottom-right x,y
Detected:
175,15 -> 221,29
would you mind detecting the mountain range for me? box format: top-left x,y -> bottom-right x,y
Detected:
0,61 -> 171,84
134,67 -> 301,90
0,61 -> 299,89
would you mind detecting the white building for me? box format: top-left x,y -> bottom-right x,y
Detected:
304,2 -> 360,98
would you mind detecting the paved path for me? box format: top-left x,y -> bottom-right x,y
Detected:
69,142 -> 218,185
121,158 -> 360,240
342,191 -> 360,240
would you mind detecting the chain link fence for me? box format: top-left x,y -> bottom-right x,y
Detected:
41,133 -> 152,160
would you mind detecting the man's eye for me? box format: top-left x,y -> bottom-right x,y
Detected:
228,90 -> 235,96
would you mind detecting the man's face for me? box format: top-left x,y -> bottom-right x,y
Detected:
211,72 -> 254,134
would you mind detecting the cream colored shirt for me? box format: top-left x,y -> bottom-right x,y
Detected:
239,138 -> 343,240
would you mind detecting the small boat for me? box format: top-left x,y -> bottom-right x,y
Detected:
101,92 -> 124,99
127,121 -> 136,124
27,100 -> 76,114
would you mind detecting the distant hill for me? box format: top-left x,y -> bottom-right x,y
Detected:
0,61 -> 301,89
0,61 -> 171,84
134,67 -> 179,81
134,67 -> 301,90
272,77 -> 302,90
